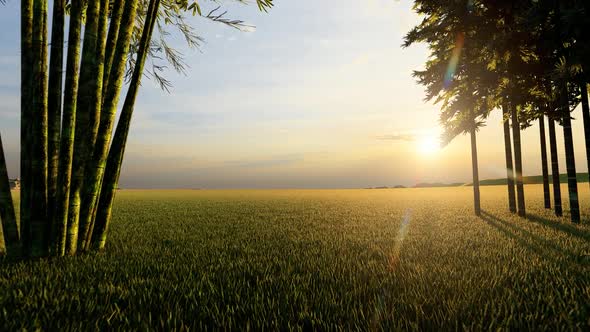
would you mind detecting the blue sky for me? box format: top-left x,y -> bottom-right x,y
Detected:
1,0 -> 589,188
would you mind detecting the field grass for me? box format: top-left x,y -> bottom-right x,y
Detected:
1,185 -> 590,330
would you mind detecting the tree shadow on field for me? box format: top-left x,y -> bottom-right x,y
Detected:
479,211 -> 588,268
526,213 -> 590,242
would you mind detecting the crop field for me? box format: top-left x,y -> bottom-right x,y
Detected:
1,185 -> 590,330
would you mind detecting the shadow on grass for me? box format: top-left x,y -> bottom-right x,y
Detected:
526,213 -> 590,242
479,210 -> 588,268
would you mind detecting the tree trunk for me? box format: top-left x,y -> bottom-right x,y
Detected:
547,113 -> 563,216
53,0 -> 84,256
470,127 -> 481,216
580,82 -> 590,191
560,82 -> 580,223
30,0 -> 49,256
47,0 -> 65,251
539,116 -> 551,209
20,0 -> 34,257
502,106 -> 516,213
78,0 -> 141,250
66,0 -> 103,255
510,105 -> 526,217
93,0 -> 162,250
0,134 -> 19,257
78,0 -> 111,251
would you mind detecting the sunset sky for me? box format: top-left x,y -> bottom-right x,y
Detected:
0,0 -> 589,188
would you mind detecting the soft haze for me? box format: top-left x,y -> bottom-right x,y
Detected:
1,0 -> 589,188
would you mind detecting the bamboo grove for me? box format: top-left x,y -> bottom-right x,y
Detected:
405,0 -> 590,223
0,0 -> 273,258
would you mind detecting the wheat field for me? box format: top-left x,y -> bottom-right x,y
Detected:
1,185 -> 589,330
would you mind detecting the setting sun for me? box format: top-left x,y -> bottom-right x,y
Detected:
417,135 -> 441,155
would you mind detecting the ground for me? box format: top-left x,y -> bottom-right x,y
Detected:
1,185 -> 589,330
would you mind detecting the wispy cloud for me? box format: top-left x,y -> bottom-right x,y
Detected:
377,127 -> 441,142
223,154 -> 303,169
376,134 -> 416,142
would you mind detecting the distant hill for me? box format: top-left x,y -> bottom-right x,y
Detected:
366,185 -> 407,189
467,173 -> 590,186
413,182 -> 464,188
367,173 -> 590,189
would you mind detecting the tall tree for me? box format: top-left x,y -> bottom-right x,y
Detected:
547,111 -> 563,216
510,104 -> 526,217
470,127 -> 481,216
559,81 -> 580,222
404,0 -> 590,221
580,83 -> 590,190
553,0 -> 581,223
502,108 -> 516,213
539,116 -> 551,209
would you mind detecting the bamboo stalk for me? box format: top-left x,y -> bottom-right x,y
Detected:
93,0 -> 162,250
0,133 -> 20,257
47,0 -> 65,252
54,0 -> 84,256
66,0 -> 103,255
80,0 -> 142,250
20,0 -> 34,257
78,0 -> 111,251
30,0 -> 49,257
102,0 -> 126,103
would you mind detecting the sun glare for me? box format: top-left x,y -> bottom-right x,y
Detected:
417,135 -> 441,156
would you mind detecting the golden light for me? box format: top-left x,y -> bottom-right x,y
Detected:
417,135 -> 441,156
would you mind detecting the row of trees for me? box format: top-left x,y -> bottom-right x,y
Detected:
0,0 -> 273,258
405,0 -> 590,223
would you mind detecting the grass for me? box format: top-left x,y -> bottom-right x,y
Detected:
1,185 -> 590,330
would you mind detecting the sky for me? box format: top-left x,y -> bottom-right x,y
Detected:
1,0 -> 589,189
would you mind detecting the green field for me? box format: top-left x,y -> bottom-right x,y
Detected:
1,185 -> 590,330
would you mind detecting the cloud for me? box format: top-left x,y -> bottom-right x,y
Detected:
377,127 -> 441,142
376,134 -> 416,142
223,154 -> 303,169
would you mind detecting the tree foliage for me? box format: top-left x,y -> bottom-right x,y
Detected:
405,0 -> 590,222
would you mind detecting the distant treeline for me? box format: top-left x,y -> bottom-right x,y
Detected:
470,173 -> 590,187
367,173 -> 590,189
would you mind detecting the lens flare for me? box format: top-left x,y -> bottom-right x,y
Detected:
389,209 -> 411,270
444,32 -> 465,89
